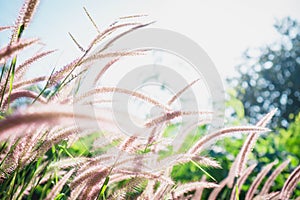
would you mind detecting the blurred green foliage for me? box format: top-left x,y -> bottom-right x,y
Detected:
229,17 -> 300,128
170,92 -> 300,198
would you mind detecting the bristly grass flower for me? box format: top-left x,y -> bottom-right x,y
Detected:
0,1 -> 299,199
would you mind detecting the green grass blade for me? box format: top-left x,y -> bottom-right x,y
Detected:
235,185 -> 240,200
6,56 -> 17,108
191,159 -> 216,182
97,176 -> 110,200
6,168 -> 18,199
0,24 -> 24,108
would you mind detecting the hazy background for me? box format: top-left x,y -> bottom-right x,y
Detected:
1,0 -> 300,82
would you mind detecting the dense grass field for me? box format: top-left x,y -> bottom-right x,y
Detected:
0,0 -> 299,199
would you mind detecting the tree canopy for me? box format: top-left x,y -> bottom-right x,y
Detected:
230,17 -> 300,128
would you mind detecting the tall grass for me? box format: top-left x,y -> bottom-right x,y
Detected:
0,1 -> 299,199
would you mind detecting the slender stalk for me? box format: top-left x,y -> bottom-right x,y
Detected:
32,67 -> 55,104
0,64 -> 6,84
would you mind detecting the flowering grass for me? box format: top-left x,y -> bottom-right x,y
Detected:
0,0 -> 299,199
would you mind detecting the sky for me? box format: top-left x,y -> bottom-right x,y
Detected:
1,0 -> 300,82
